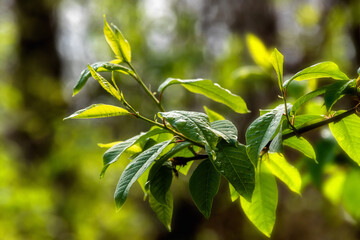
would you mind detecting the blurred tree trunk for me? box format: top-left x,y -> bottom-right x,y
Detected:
10,0 -> 66,162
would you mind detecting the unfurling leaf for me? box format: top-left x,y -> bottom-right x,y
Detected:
64,104 -> 129,120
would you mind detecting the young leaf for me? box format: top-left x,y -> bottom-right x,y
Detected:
210,120 -> 238,144
158,79 -> 249,113
73,62 -> 133,96
324,80 -> 351,111
104,16 -> 123,60
189,159 -> 220,219
229,183 -> 240,202
112,24 -> 131,63
114,140 -> 172,210
159,111 -> 218,151
283,136 -> 317,162
88,65 -> 122,101
329,114 -> 360,165
102,127 -> 169,177
204,106 -> 225,122
64,104 -> 130,120
270,48 -> 284,91
149,164 -> 173,204
246,104 -> 288,165
283,61 -> 349,88
240,163 -> 278,238
264,153 -> 302,194
291,86 -> 327,114
149,190 -> 173,231
246,33 -> 271,69
214,140 -> 255,201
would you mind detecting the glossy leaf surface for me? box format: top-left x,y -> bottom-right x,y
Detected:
210,120 -> 238,144
283,136 -> 316,161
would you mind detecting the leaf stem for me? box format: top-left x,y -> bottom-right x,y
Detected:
127,62 -> 165,112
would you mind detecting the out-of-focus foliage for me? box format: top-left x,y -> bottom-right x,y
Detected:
2,0 -> 360,239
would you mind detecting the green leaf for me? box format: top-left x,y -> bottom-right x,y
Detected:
264,153 -> 302,194
73,62 -> 133,96
246,34 -> 271,69
246,104 -> 287,165
210,120 -> 238,144
112,24 -> 131,63
283,61 -> 349,88
102,127 -> 169,177
214,140 -> 255,201
88,65 -> 122,101
158,78 -> 249,113
159,111 -> 218,151
104,16 -> 123,60
322,168 -> 346,205
270,48 -> 284,91
342,169 -> 360,219
149,163 -> 173,204
329,114 -> 360,165
149,190 -> 173,231
189,159 -> 220,218
291,86 -> 327,114
240,163 -> 277,238
283,136 -> 317,162
229,183 -> 240,202
324,80 -> 351,111
114,140 -> 172,210
269,120 -> 285,153
64,104 -> 130,120
203,106 -> 225,122
282,114 -> 324,135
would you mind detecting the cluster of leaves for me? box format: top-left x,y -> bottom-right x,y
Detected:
66,17 -> 360,237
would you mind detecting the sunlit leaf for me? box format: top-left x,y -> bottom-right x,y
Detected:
246,104 -> 288,165
204,106 -> 225,122
189,159 -> 220,218
246,33 -> 271,69
114,140 -> 172,209
88,65 -> 122,101
342,169 -> 360,219
158,78 -> 249,113
73,62 -> 133,96
149,190 -> 173,231
112,24 -> 131,62
283,136 -> 316,162
64,104 -> 129,120
270,48 -> 284,91
240,163 -> 277,238
264,153 -> 302,194
104,16 -> 123,60
291,86 -> 327,113
324,80 -> 351,111
322,168 -> 346,205
283,62 -> 349,88
329,114 -> 360,165
229,183 -> 240,202
214,140 -> 255,201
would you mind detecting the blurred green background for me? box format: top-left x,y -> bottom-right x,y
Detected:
1,0 -> 360,239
